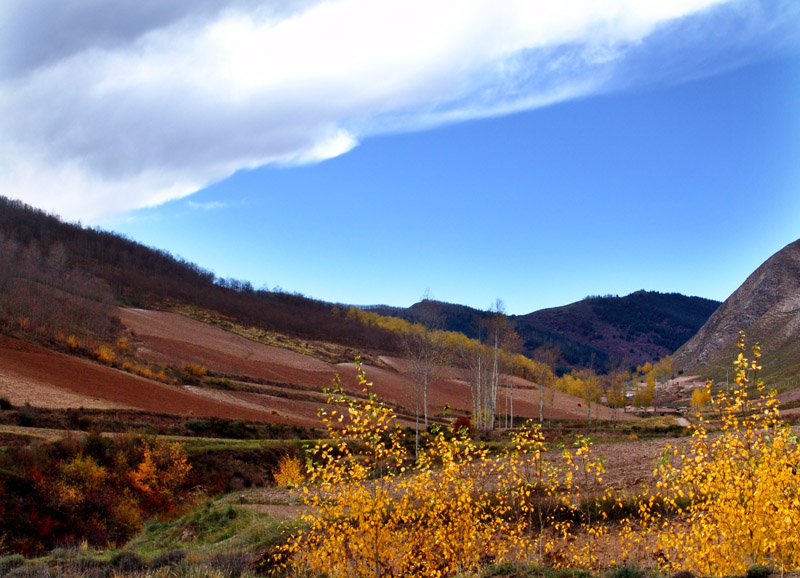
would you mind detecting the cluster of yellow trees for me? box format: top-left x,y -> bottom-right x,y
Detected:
344,305 -> 551,431
275,334 -> 800,577
345,305 -> 686,430
278,364 -> 612,577
651,334 -> 800,574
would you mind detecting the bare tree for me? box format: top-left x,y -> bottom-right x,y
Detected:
456,325 -> 492,431
534,346 -> 560,427
404,296 -> 445,453
483,300 -> 521,430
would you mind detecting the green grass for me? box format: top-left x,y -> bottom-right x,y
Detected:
129,498 -> 296,557
7,496 -> 300,577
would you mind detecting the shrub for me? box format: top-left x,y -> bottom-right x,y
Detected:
66,334 -> 80,350
272,453 -> 305,487
0,434 -> 192,555
110,551 -> 145,573
452,415 -> 472,435
651,332 -> 800,574
183,363 -> 208,378
210,552 -> 251,578
0,554 -> 24,574
16,403 -> 40,427
747,565 -> 774,578
0,397 -> 12,410
606,565 -> 647,578
130,438 -> 192,512
149,549 -> 186,569
93,344 -> 116,364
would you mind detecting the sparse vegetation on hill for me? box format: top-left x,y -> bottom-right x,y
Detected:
0,196 -> 401,354
0,231 -> 119,349
369,292 -> 720,374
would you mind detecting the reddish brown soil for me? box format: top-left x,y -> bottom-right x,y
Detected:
120,308 -> 626,423
0,334 -> 284,422
1,308 -> 635,427
120,309 -> 337,389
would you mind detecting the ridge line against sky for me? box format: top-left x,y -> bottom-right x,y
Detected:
1,0 -> 800,314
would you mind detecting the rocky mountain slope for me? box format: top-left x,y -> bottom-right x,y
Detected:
674,238 -> 800,382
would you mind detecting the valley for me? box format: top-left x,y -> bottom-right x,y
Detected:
1,197 -> 799,577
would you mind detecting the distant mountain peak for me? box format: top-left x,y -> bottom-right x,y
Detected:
370,291 -> 720,374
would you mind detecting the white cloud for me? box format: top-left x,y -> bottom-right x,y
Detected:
187,201 -> 229,211
0,0 -> 793,222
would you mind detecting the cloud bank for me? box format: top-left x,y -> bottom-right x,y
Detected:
0,0 -> 794,221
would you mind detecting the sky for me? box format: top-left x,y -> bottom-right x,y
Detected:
1,0 -> 799,315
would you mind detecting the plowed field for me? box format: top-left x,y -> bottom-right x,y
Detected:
0,308 -> 631,426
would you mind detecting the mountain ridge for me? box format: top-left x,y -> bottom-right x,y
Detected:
674,238 -> 800,382
0,194 -> 720,375
370,291 -> 721,373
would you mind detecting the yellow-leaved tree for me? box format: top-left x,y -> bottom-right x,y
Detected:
652,332 -> 800,575
280,361 -> 608,578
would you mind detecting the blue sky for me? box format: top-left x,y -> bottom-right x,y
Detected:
2,1 -> 799,314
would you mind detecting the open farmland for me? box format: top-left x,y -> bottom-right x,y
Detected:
0,307 -> 629,428
118,307 -> 630,425
0,334 -> 290,423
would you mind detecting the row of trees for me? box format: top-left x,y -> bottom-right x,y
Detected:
347,300 -> 551,436
278,337 -> 800,576
347,301 -> 681,434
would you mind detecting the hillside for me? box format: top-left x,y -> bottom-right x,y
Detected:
1,195 -> 720,379
0,196 -> 629,427
371,292 -> 720,373
0,196 -> 401,355
515,291 -> 720,371
674,238 -> 800,383
367,300 -> 490,339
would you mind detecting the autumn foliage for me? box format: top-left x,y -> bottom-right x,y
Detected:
651,332 -> 800,575
278,338 -> 800,577
278,362 -> 610,577
0,433 -> 190,555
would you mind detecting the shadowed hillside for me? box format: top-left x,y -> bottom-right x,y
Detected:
515,291 -> 719,371
371,292 -> 720,373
